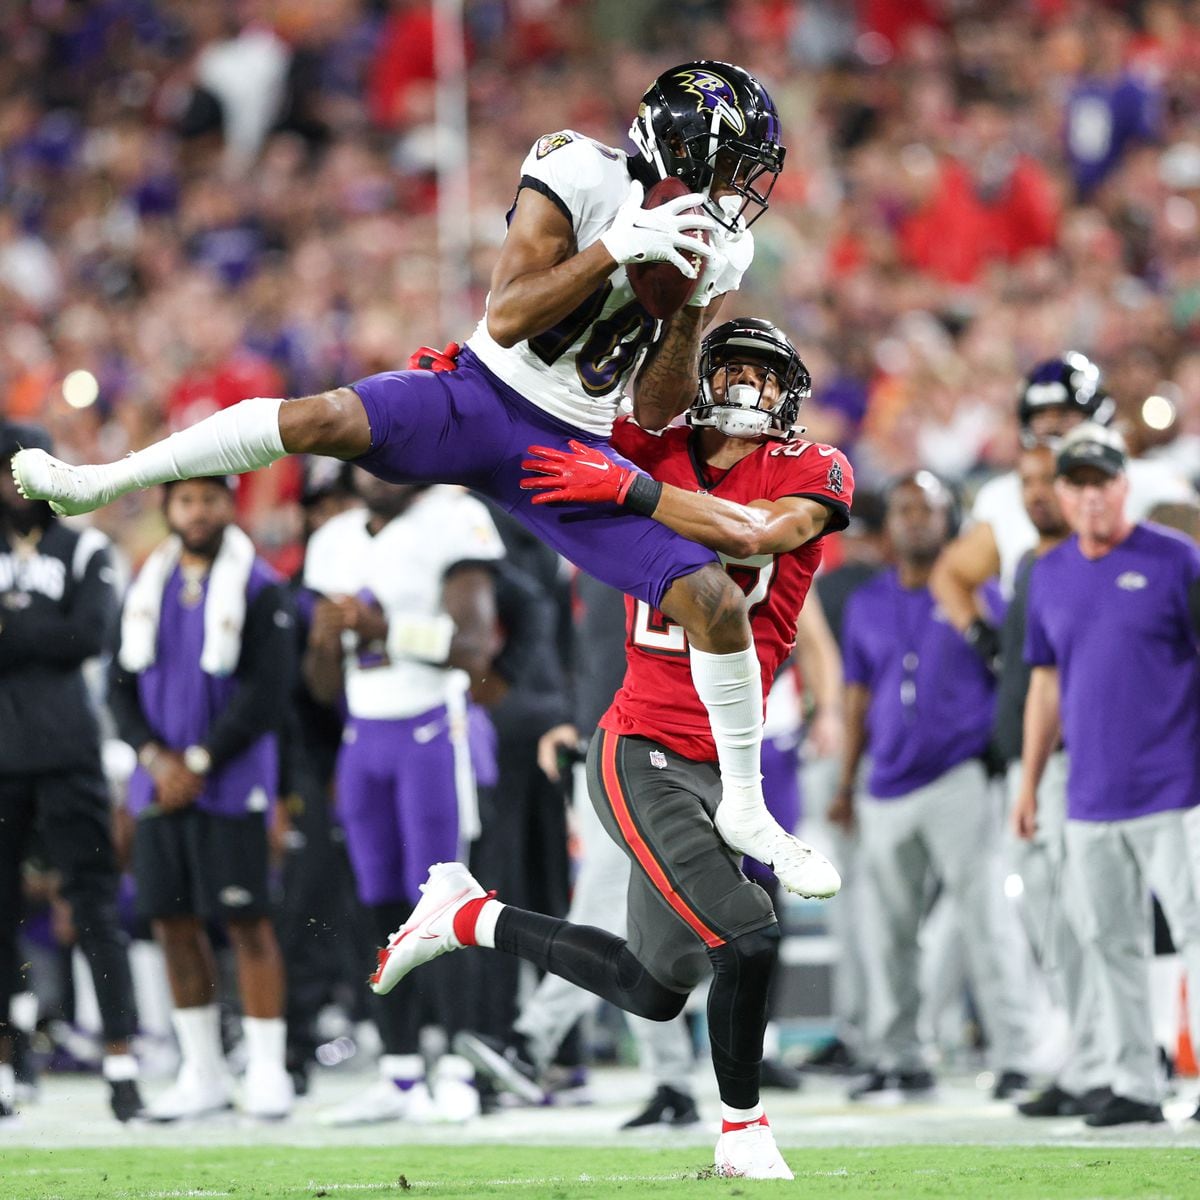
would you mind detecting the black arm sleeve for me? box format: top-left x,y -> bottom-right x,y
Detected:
108,658 -> 157,753
203,584 -> 296,770
0,542 -> 118,670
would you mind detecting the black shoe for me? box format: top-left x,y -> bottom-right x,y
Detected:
620,1084 -> 700,1129
993,1070 -> 1030,1101
453,1031 -> 545,1105
0,1098 -> 15,1121
759,1057 -> 803,1091
896,1068 -> 936,1097
1018,1084 -> 1085,1117
1082,1086 -> 1114,1115
803,1036 -> 858,1074
108,1078 -> 144,1123
1083,1094 -> 1165,1127
848,1069 -> 893,1101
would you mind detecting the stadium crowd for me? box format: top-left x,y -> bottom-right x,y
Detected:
2,0 -> 1200,1141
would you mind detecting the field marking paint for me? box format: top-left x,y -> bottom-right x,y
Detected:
304,1174 -> 693,1192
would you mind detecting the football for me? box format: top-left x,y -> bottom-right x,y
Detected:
626,177 -> 708,319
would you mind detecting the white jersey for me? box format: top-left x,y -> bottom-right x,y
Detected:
303,488 -> 505,720
466,131 -> 661,437
970,457 -> 1198,596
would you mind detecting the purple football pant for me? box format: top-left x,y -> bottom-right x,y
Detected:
335,710 -> 461,907
743,733 -> 802,890
351,346 -> 716,609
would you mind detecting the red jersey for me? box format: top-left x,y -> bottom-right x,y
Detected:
600,419 -> 854,761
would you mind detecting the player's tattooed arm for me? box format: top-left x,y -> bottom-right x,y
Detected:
650,490 -> 832,557
486,190 -> 620,348
631,306 -> 706,431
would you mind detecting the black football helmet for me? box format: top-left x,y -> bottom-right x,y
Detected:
688,318 -> 810,441
629,61 -> 785,231
1018,353 -> 1115,447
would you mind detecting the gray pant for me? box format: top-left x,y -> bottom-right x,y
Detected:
1065,808 -> 1200,1104
803,753 -> 867,1053
513,764 -> 695,1093
1005,755 -> 1105,1094
859,758 -> 1030,1072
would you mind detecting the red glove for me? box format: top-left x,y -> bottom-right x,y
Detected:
407,342 -> 461,372
520,440 -> 640,506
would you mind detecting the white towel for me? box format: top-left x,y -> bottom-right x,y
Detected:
119,525 -> 256,677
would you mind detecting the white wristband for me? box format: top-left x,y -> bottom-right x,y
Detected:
387,613 -> 455,664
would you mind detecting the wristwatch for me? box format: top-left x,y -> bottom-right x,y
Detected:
183,745 -> 212,776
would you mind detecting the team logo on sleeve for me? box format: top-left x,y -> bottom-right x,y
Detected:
536,132 -> 574,159
827,458 -> 844,494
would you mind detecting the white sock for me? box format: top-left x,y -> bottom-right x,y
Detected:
172,1004 -> 225,1076
471,899 -> 505,949
689,644 -> 765,806
242,1016 -> 286,1070
380,1053 -> 423,1090
102,1053 -> 140,1082
99,397 -> 286,499
0,1063 -> 14,1103
721,1100 -> 765,1126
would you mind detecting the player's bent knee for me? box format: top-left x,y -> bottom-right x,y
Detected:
280,387 -> 371,459
708,924 -> 780,981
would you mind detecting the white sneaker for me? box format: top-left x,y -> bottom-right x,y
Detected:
10,449 -> 113,517
430,1055 -> 481,1123
318,1077 -> 421,1126
715,806 -> 841,899
370,862 -> 487,995
714,1120 -> 794,1180
145,1065 -> 234,1122
241,1061 -> 294,1119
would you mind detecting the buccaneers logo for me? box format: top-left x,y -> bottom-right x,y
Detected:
673,70 -> 747,136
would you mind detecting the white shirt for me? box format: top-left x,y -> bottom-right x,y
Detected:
467,131 -> 659,437
304,488 -> 505,719
970,457 -> 1198,597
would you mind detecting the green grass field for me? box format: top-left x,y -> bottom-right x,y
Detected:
6,1145 -> 1200,1200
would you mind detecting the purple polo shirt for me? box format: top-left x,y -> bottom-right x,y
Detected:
126,560 -> 280,819
843,569 -> 996,798
1025,523 -> 1200,822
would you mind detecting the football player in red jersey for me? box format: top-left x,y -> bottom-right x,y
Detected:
371,319 -> 851,1180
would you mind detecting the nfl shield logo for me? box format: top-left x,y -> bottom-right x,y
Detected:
649,750 -> 668,769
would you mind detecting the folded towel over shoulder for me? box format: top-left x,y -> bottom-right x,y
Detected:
120,525 -> 256,677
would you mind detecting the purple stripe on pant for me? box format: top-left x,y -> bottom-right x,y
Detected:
335,710 -> 461,907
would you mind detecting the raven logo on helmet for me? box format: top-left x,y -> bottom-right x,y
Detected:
673,69 -> 748,136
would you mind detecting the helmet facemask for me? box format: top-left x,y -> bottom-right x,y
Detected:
688,326 -> 810,442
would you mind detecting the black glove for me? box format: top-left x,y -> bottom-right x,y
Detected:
964,617 -> 1002,676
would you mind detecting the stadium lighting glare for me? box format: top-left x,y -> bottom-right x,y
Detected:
1003,873 -> 1024,899
1142,394 -> 1177,431
63,369 -> 99,409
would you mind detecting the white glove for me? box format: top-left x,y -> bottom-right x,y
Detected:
688,214 -> 755,307
600,180 -> 718,279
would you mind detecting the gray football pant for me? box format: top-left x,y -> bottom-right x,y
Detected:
1005,754 -> 1105,1094
512,764 -> 695,1093
1065,808 -> 1200,1105
802,753 -> 868,1053
858,758 -> 1030,1072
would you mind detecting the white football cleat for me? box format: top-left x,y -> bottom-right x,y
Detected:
715,806 -> 841,899
10,448 -> 114,517
145,1065 -> 234,1122
714,1119 -> 794,1180
370,862 -> 487,995
241,1060 -> 294,1119
318,1077 -> 430,1126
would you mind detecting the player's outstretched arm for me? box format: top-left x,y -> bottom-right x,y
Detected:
520,439 -> 831,555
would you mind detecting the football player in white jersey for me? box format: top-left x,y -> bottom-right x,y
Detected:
14,62 -> 841,900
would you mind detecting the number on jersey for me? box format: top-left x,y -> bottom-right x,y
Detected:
631,552 -> 776,655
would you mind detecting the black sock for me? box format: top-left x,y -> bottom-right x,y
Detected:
706,925 -> 780,1110
493,907 -> 685,1022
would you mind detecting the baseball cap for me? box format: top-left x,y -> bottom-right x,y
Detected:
1055,422 -> 1127,478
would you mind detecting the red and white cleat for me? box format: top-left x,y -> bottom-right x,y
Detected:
370,862 -> 488,995
714,1117 -> 794,1180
